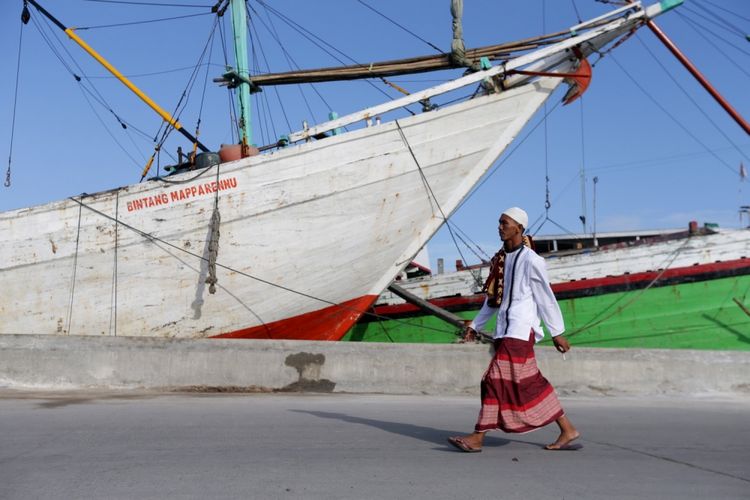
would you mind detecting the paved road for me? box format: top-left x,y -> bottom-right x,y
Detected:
0,391 -> 747,499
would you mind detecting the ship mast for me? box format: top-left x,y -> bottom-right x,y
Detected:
230,0 -> 253,148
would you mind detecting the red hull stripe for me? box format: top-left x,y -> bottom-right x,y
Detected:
551,258 -> 749,293
212,295 -> 378,341
374,258 -> 750,316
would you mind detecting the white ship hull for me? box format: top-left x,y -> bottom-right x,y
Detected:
1,79 -> 561,339
0,1 -> 681,340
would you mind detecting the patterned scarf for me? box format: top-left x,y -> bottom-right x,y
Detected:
482,235 -> 534,308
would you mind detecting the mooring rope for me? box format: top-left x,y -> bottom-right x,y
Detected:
205,165 -> 221,294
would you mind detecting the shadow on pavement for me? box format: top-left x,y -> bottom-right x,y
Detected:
290,409 -> 545,451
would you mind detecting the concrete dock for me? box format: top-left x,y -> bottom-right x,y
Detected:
1,335 -> 749,396
1,335 -> 748,498
0,392 -> 748,499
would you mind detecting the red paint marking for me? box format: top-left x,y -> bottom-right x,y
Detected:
212,295 -> 378,341
373,258 -> 750,316
551,258 -> 749,293
127,177 -> 239,212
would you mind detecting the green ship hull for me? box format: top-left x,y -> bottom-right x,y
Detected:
343,274 -> 750,351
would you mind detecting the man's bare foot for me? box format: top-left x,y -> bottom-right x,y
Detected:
447,432 -> 484,452
545,430 -> 581,450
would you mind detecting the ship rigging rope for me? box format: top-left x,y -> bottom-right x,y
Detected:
67,196 -> 459,336
634,34 -> 749,164
147,13 -> 221,178
28,11 -> 161,167
698,0 -> 750,25
254,0 -> 417,115
609,53 -> 741,176
33,5 -> 145,167
677,14 -> 750,79
5,16 -> 25,188
205,165 -> 221,294
394,120 -> 484,288
77,12 -> 211,30
65,202 -> 84,336
570,0 -> 583,23
455,99 -> 562,216
217,16 -> 241,143
565,236 -> 692,338
679,11 -> 750,58
249,6 -> 316,127
110,191 -> 120,336
253,4 -> 351,128
530,0 -> 569,239
683,3 -> 749,41
356,0 -> 444,55
246,15 -> 292,135
84,0 -> 214,7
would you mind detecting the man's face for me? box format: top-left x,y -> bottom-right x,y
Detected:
498,214 -> 521,242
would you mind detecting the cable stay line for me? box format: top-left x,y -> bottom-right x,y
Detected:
77,12 -> 211,30
86,62 -> 224,80
251,45 -> 275,145
677,11 -> 750,59
635,34 -> 749,164
68,195 -> 459,336
676,13 -> 750,79
247,17 -> 275,145
680,5 -> 749,43
565,237 -> 691,337
455,99 -> 563,216
608,53 -> 739,177
590,145 -> 750,172
394,119 -> 484,287
84,0 -> 214,8
29,13 -> 149,167
32,11 -> 155,150
355,0 -> 445,55
5,14 -> 26,188
146,13 -> 221,179
254,0 -> 417,114
697,0 -> 750,25
447,221 -> 491,261
217,16 -> 241,144
689,2 -> 749,40
570,0 -> 582,23
258,5 -> 343,127
78,86 -> 145,168
249,6 -> 317,125
245,8 -> 293,133
530,4 -> 577,242
254,5 -> 352,133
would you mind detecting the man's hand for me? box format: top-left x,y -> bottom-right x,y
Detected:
461,326 -> 477,343
553,335 -> 570,353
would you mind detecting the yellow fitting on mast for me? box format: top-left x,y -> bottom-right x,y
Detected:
140,154 -> 156,180
64,27 -> 184,131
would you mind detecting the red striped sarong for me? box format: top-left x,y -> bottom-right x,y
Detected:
475,332 -> 563,433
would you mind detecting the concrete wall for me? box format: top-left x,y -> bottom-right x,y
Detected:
1,335 -> 748,396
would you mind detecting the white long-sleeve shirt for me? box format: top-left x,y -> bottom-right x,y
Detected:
470,245 -> 564,342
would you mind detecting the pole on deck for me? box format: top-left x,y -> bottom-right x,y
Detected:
387,284 -> 467,330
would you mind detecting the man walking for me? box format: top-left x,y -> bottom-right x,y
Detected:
448,207 -> 579,452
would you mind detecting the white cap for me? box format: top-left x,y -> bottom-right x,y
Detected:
502,207 -> 528,229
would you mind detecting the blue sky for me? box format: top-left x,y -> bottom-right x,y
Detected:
0,0 -> 748,270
